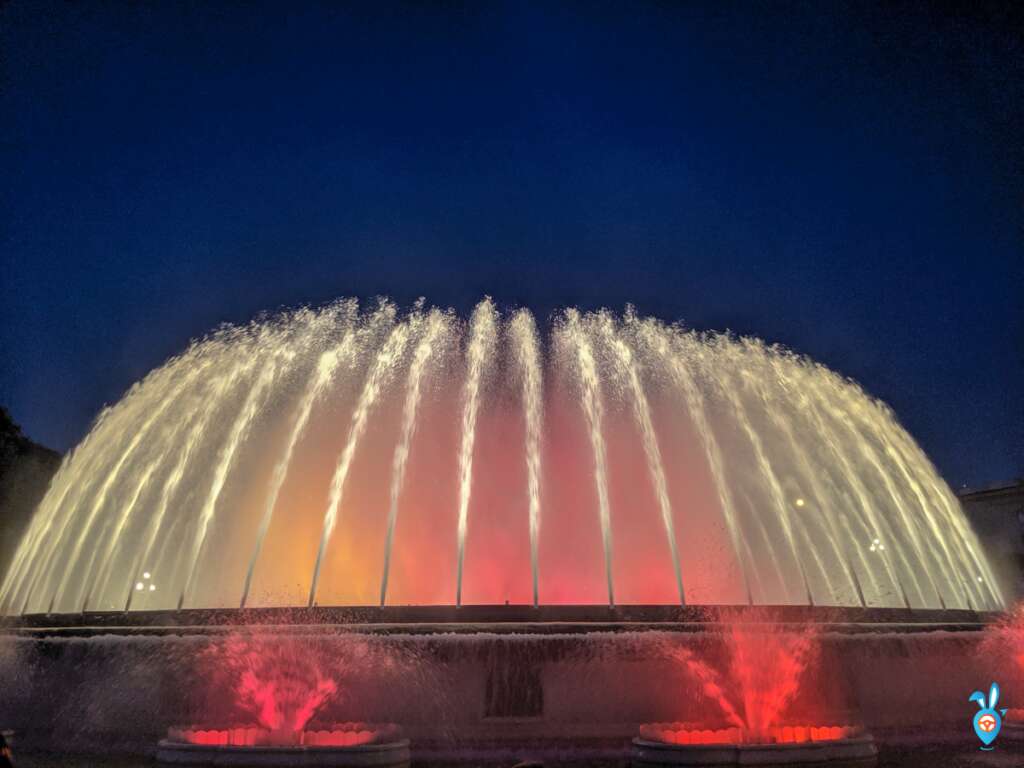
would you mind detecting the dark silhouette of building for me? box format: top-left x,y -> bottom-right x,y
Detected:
0,407 -> 60,584
959,481 -> 1024,604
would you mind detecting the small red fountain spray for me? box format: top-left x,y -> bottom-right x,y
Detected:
163,632 -> 408,755
642,611 -> 860,746
222,635 -> 338,743
726,615 -> 818,741
173,632 -> 402,748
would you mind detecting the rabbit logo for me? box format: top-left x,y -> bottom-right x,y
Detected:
969,682 -> 1006,750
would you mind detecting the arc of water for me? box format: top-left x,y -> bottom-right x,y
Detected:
801,373 -> 931,609
636,321 -> 755,605
178,333 -> 296,610
454,299 -> 498,607
308,320 -> 411,607
121,347 -> 262,612
84,453 -> 164,610
564,310 -> 615,607
843,386 -> 997,609
46,355 -> 212,613
712,343 -> 820,606
509,309 -> 544,608
802,388 -> 916,608
932,485 -> 1003,609
380,310 -> 446,607
734,485 -> 794,599
738,343 -> 868,607
239,329 -> 359,608
902,439 -> 1003,608
6,354 -> 193,614
769,355 -> 887,605
846,398 -> 963,608
82,363 -> 224,611
76,354 -> 226,612
599,314 -> 684,605
828,385 -> 953,609
0,403 -> 118,614
855,400 -> 964,608
1,426 -> 99,612
847,390 -> 998,608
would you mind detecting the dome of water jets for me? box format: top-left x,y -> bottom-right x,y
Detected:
0,298 -> 1003,615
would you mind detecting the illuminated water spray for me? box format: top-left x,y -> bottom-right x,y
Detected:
309,308 -> 409,607
510,309 -> 544,607
561,309 -> 615,606
0,299 -> 1002,615
241,303 -> 360,608
380,309 -> 448,606
455,299 -> 497,607
598,312 -> 684,605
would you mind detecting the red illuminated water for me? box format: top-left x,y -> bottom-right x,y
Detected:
661,612 -> 820,743
203,634 -> 369,744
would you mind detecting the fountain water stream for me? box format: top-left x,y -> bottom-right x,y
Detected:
0,299 -> 1002,614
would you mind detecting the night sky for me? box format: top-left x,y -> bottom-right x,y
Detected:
1,2 -> 1021,489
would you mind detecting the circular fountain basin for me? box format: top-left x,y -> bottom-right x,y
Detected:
157,724 -> 409,766
633,724 -> 877,766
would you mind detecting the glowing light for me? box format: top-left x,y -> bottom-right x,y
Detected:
638,722 -> 861,746
149,584 -> 156,591
794,498 -> 805,508
978,576 -> 984,583
143,571 -> 151,579
135,582 -> 144,591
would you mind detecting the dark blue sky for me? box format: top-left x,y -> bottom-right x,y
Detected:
1,2 -> 1021,488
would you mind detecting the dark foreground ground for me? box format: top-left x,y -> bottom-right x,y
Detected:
8,742 -> 1024,768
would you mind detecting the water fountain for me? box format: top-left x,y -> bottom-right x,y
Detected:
0,299 -> 1001,616
0,298 -> 1007,760
633,613 -> 877,765
156,634 -> 409,765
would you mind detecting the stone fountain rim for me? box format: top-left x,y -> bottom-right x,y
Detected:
1,603 -> 1000,637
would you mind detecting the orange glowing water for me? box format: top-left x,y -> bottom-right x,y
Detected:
638,722 -> 862,745
169,722 -> 401,748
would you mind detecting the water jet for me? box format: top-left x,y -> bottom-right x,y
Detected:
0,299 -> 1007,760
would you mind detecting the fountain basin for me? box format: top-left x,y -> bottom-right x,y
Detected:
157,723 -> 409,766
633,723 -> 877,765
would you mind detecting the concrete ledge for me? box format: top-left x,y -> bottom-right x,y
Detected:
1,604 -> 997,637
155,739 -> 410,766
632,735 -> 877,766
